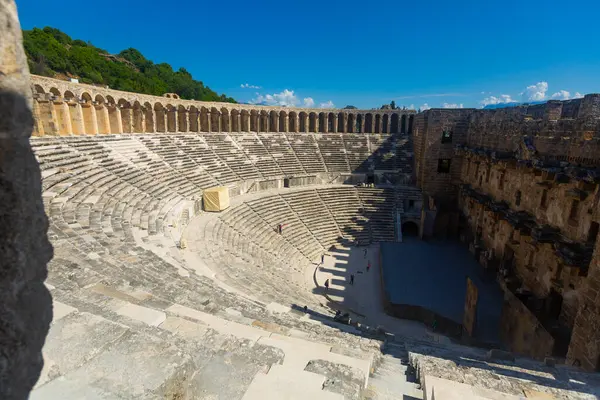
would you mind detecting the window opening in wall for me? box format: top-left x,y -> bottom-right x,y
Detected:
437,159 -> 451,173
499,171 -> 505,190
409,199 -> 415,209
479,175 -> 483,186
515,190 -> 521,206
569,200 -> 579,221
485,168 -> 491,183
441,130 -> 453,143
588,221 -> 599,244
540,190 -> 548,209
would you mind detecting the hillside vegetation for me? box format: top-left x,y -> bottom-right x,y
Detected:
23,27 -> 236,103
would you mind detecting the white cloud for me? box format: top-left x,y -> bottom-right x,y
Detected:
522,81 -> 548,102
574,92 -> 584,99
303,97 -> 315,107
550,90 -> 571,100
408,104 -> 415,109
248,90 -> 332,108
442,103 -> 464,109
420,103 -> 431,111
480,94 -> 515,107
241,83 -> 262,89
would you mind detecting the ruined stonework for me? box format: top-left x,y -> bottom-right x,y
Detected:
412,99 -> 600,366
0,1 -> 53,398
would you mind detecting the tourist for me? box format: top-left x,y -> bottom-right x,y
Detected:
324,279 -> 330,291
364,248 -> 368,259
277,223 -> 283,234
350,274 -> 355,285
321,254 -> 325,264
367,261 -> 371,272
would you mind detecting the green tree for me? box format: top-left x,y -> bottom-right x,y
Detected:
23,26 -> 236,103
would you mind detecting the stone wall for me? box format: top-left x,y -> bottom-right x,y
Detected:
30,75 -> 415,136
0,1 -> 54,398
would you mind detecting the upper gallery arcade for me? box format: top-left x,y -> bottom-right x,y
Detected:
30,75 -> 416,137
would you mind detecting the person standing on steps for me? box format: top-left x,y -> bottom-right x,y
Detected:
364,248 -> 368,259
350,274 -> 355,285
321,254 -> 325,265
324,279 -> 330,291
367,261 -> 371,272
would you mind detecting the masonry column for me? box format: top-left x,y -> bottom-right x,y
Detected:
69,102 -> 85,135
301,113 -> 308,133
333,114 -> 338,133
359,115 -> 365,134
56,100 -> 72,135
282,114 -> 289,133
84,103 -> 99,135
112,106 -> 124,134
207,111 -> 212,133
96,104 -> 110,134
120,105 -> 133,133
340,113 -> 346,133
31,100 -> 45,136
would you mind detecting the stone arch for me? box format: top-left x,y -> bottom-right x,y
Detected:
356,114 -> 363,133
269,110 -> 278,132
318,112 -> 326,133
365,114 -> 373,133
328,113 -> 335,133
63,90 -> 75,101
299,112 -> 307,133
259,110 -> 269,132
230,109 -> 240,133
279,111 -> 287,132
95,94 -> 105,104
210,107 -> 221,132
400,114 -> 407,134
289,111 -> 297,133
178,105 -> 188,132
347,114 -> 355,133
200,107 -> 210,132
188,106 -> 199,132
33,84 -> 45,97
250,110 -> 259,132
49,87 -> 61,98
390,113 -> 399,133
154,103 -> 166,132
220,107 -> 230,132
408,115 -> 414,134
133,101 -> 144,132
382,114 -> 389,133
402,221 -> 419,236
309,112 -> 317,133
144,102 -> 154,133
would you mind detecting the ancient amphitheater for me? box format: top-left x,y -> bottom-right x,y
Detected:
5,4 -> 600,400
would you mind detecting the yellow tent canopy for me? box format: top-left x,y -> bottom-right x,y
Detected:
203,186 -> 230,212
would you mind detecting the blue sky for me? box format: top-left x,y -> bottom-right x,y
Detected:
16,0 -> 600,109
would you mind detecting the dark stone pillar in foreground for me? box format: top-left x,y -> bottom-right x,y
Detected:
0,1 -> 54,398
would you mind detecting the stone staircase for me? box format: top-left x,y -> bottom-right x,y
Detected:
365,342 -> 423,399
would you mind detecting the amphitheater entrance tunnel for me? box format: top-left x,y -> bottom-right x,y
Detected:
402,221 -> 419,237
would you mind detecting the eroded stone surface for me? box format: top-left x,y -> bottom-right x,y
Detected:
0,2 -> 53,398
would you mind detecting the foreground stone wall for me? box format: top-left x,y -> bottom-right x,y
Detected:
0,1 -> 53,398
